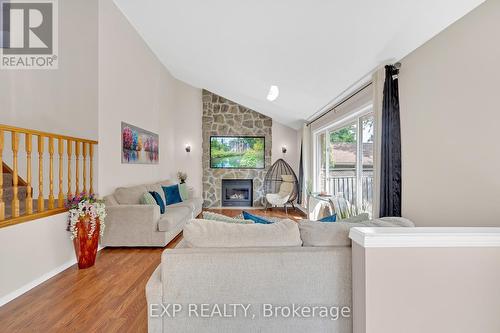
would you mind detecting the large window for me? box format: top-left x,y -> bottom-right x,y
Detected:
314,110 -> 374,214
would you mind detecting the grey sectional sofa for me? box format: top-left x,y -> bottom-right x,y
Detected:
102,180 -> 203,247
147,245 -> 352,333
146,217 -> 415,332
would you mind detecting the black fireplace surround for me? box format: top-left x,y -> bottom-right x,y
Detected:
221,179 -> 253,207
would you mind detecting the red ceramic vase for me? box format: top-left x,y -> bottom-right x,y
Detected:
73,215 -> 100,269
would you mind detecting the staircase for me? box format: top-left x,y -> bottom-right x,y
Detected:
0,124 -> 97,228
2,165 -> 35,220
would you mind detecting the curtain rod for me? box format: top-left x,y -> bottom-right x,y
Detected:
307,81 -> 373,126
307,62 -> 401,126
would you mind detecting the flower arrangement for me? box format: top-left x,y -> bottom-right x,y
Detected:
177,171 -> 188,184
66,193 -> 106,240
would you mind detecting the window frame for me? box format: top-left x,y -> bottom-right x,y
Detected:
312,104 -> 374,214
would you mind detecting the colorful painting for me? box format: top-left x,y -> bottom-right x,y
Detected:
121,122 -> 159,164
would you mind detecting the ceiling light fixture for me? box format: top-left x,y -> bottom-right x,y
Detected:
266,85 -> 279,101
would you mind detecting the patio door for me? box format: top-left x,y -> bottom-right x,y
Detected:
315,112 -> 374,214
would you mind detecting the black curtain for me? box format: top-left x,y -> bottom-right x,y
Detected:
379,65 -> 402,217
297,141 -> 304,204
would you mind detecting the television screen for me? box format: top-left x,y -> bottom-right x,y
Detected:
210,136 -> 265,169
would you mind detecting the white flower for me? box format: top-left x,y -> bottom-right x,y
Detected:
68,201 -> 106,240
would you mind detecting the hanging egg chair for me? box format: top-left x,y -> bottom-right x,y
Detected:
263,158 -> 299,213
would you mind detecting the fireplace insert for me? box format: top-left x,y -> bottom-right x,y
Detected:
221,179 -> 253,207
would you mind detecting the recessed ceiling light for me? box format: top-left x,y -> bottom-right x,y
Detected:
267,85 -> 279,101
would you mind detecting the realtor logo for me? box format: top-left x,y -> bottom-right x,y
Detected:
0,0 -> 58,69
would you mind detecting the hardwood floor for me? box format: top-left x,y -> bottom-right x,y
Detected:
0,208 -> 304,332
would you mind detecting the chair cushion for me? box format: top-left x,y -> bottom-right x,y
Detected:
266,193 -> 290,205
158,207 -> 191,232
281,174 -> 295,182
183,218 -> 302,248
278,181 -> 294,197
114,185 -> 148,204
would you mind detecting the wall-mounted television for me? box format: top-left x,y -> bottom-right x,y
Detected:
210,136 -> 265,169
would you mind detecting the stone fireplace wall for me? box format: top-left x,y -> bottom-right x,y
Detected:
202,90 -> 272,207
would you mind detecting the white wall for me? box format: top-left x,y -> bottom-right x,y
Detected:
98,0 -> 173,195
399,0 -> 500,226
170,82 -> 203,196
0,214 -> 77,305
0,0 -> 98,304
352,242 -> 500,333
0,0 -> 98,139
272,121 -> 300,176
98,0 -> 202,196
0,0 -> 203,304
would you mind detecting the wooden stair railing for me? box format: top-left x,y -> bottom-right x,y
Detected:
0,124 -> 98,228
2,163 -> 29,186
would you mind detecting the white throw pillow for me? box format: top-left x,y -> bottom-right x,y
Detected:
183,218 -> 302,248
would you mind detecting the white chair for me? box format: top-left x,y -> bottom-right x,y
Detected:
307,192 -> 354,221
265,174 -> 295,213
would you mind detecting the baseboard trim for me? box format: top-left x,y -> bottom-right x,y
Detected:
0,246 -> 104,307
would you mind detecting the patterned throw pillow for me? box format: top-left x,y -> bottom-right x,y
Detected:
202,211 -> 254,224
149,191 -> 165,214
140,192 -> 157,205
162,185 -> 183,205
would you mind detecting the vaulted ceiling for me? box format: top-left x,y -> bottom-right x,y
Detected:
114,0 -> 484,128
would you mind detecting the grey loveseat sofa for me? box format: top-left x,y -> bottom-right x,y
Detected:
102,180 -> 203,247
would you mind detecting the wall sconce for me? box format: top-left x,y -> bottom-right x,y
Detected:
185,145 -> 191,153
281,146 -> 287,154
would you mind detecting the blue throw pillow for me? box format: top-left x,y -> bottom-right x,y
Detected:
242,211 -> 273,224
319,214 -> 337,222
162,185 -> 183,206
149,191 -> 165,214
